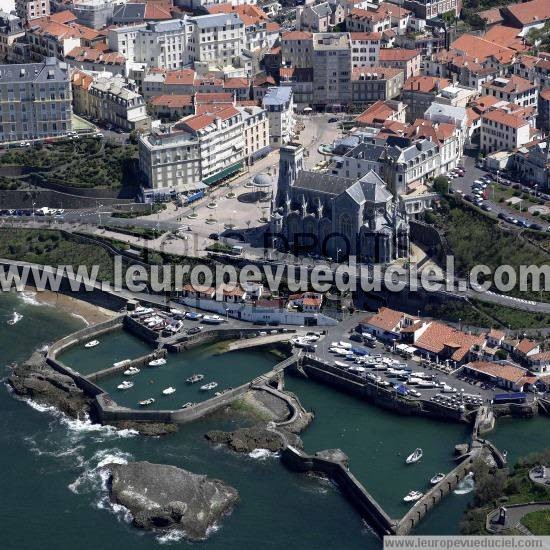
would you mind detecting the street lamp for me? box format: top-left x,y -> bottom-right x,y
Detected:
336,248 -> 342,263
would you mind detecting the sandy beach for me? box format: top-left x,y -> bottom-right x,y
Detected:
21,288 -> 119,326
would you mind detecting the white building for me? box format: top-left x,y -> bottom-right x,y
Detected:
189,13 -> 245,67
262,86 -> 294,147
481,109 -> 531,154
238,105 -> 271,164
108,19 -> 193,70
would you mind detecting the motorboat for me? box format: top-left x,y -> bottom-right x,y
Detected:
338,341 -> 352,350
123,367 -> 140,376
202,315 -> 225,325
138,398 -> 155,406
186,374 -> 205,384
200,381 -> 218,391
117,381 -> 134,390
148,358 -> 167,367
114,359 -> 131,368
403,491 -> 423,502
162,386 -> 176,395
84,340 -> 99,348
406,448 -> 423,464
430,473 -> 445,485
334,361 -> 350,368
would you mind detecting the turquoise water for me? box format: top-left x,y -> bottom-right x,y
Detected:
99,348 -> 278,410
1,290 -> 549,549
59,330 -> 152,375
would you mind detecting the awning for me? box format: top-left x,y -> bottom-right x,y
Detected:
202,162 -> 243,186
251,146 -> 272,161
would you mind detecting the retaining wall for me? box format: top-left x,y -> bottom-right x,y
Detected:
86,349 -> 166,382
281,445 -> 396,538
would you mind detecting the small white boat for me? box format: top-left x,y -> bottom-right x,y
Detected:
202,315 -> 224,324
123,367 -> 140,376
84,340 -> 99,348
338,341 -> 352,349
403,490 -> 423,502
181,402 -> 195,409
139,398 -> 155,406
186,374 -> 204,384
148,358 -> 167,367
200,381 -> 218,391
334,361 -> 350,368
114,359 -> 131,368
406,448 -> 423,464
162,386 -> 176,395
117,381 -> 134,390
430,473 -> 445,485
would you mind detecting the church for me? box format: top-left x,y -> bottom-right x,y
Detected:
271,142 -> 410,264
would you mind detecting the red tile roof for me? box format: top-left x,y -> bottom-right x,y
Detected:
355,99 -> 398,126
483,24 -> 527,52
482,109 -> 529,129
379,48 -> 420,62
150,94 -> 193,108
451,33 -> 516,63
178,105 -> 239,132
350,32 -> 382,41
516,338 -> 540,354
467,360 -> 531,384
403,76 -> 450,93
363,307 -> 406,332
504,0 -> 550,27
282,31 -> 313,41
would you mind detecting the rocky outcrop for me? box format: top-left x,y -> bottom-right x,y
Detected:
109,421 -> 179,437
205,423 -> 303,453
107,461 -> 238,540
7,351 -> 92,418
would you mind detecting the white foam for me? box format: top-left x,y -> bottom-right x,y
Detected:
157,530 -> 186,544
18,290 -> 43,306
71,312 -> 90,327
7,311 -> 23,325
248,448 -> 277,460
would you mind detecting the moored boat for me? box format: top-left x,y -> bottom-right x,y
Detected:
403,490 -> 423,502
200,381 -> 218,391
148,358 -> 167,367
138,398 -> 155,406
430,473 -> 445,485
84,340 -> 99,348
162,386 -> 176,395
406,448 -> 423,464
186,374 -> 204,384
117,380 -> 134,390
123,366 -> 140,376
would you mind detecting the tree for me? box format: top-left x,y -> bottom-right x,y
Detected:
433,176 -> 450,195
495,349 -> 508,360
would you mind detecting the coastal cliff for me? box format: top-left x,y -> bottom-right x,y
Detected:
106,461 -> 239,540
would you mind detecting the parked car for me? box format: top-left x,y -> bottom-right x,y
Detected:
481,203 -> 491,212
187,326 -> 203,335
209,233 -> 219,241
328,117 -> 338,123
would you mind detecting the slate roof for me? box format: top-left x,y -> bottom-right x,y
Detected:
293,171 -> 355,196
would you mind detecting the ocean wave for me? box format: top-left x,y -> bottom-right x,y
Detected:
248,448 -> 278,460
6,311 -> 23,325
157,530 -> 187,545
71,313 -> 90,327
18,291 -> 44,306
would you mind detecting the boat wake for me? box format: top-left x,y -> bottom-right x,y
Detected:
7,311 -> 23,325
454,472 -> 475,495
18,290 -> 45,306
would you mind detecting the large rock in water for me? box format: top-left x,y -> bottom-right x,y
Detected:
7,351 -> 92,418
205,423 -> 303,453
107,461 -> 239,539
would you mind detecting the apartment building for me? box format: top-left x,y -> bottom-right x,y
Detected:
0,10 -> 25,63
351,66 -> 404,105
189,13 -> 245,67
68,0 -> 115,30
262,86 -> 294,146
379,48 -> 421,78
16,0 -> 50,23
481,75 -> 539,109
312,32 -> 352,110
345,7 -> 392,33
0,57 -> 72,143
401,75 -> 451,122
139,129 -> 202,193
238,105 -> 270,164
71,70 -> 150,132
481,109 -> 531,154
350,32 -> 381,69
108,19 -> 193,70
281,31 -> 313,69
400,0 -> 460,20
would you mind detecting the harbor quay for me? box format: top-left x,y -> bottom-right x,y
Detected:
39,298 -> 516,540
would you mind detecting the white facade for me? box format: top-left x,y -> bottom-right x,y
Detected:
481,110 -> 531,154
238,105 -> 270,163
262,86 -> 294,147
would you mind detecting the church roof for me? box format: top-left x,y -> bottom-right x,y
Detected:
346,171 -> 392,205
293,171 -> 355,196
